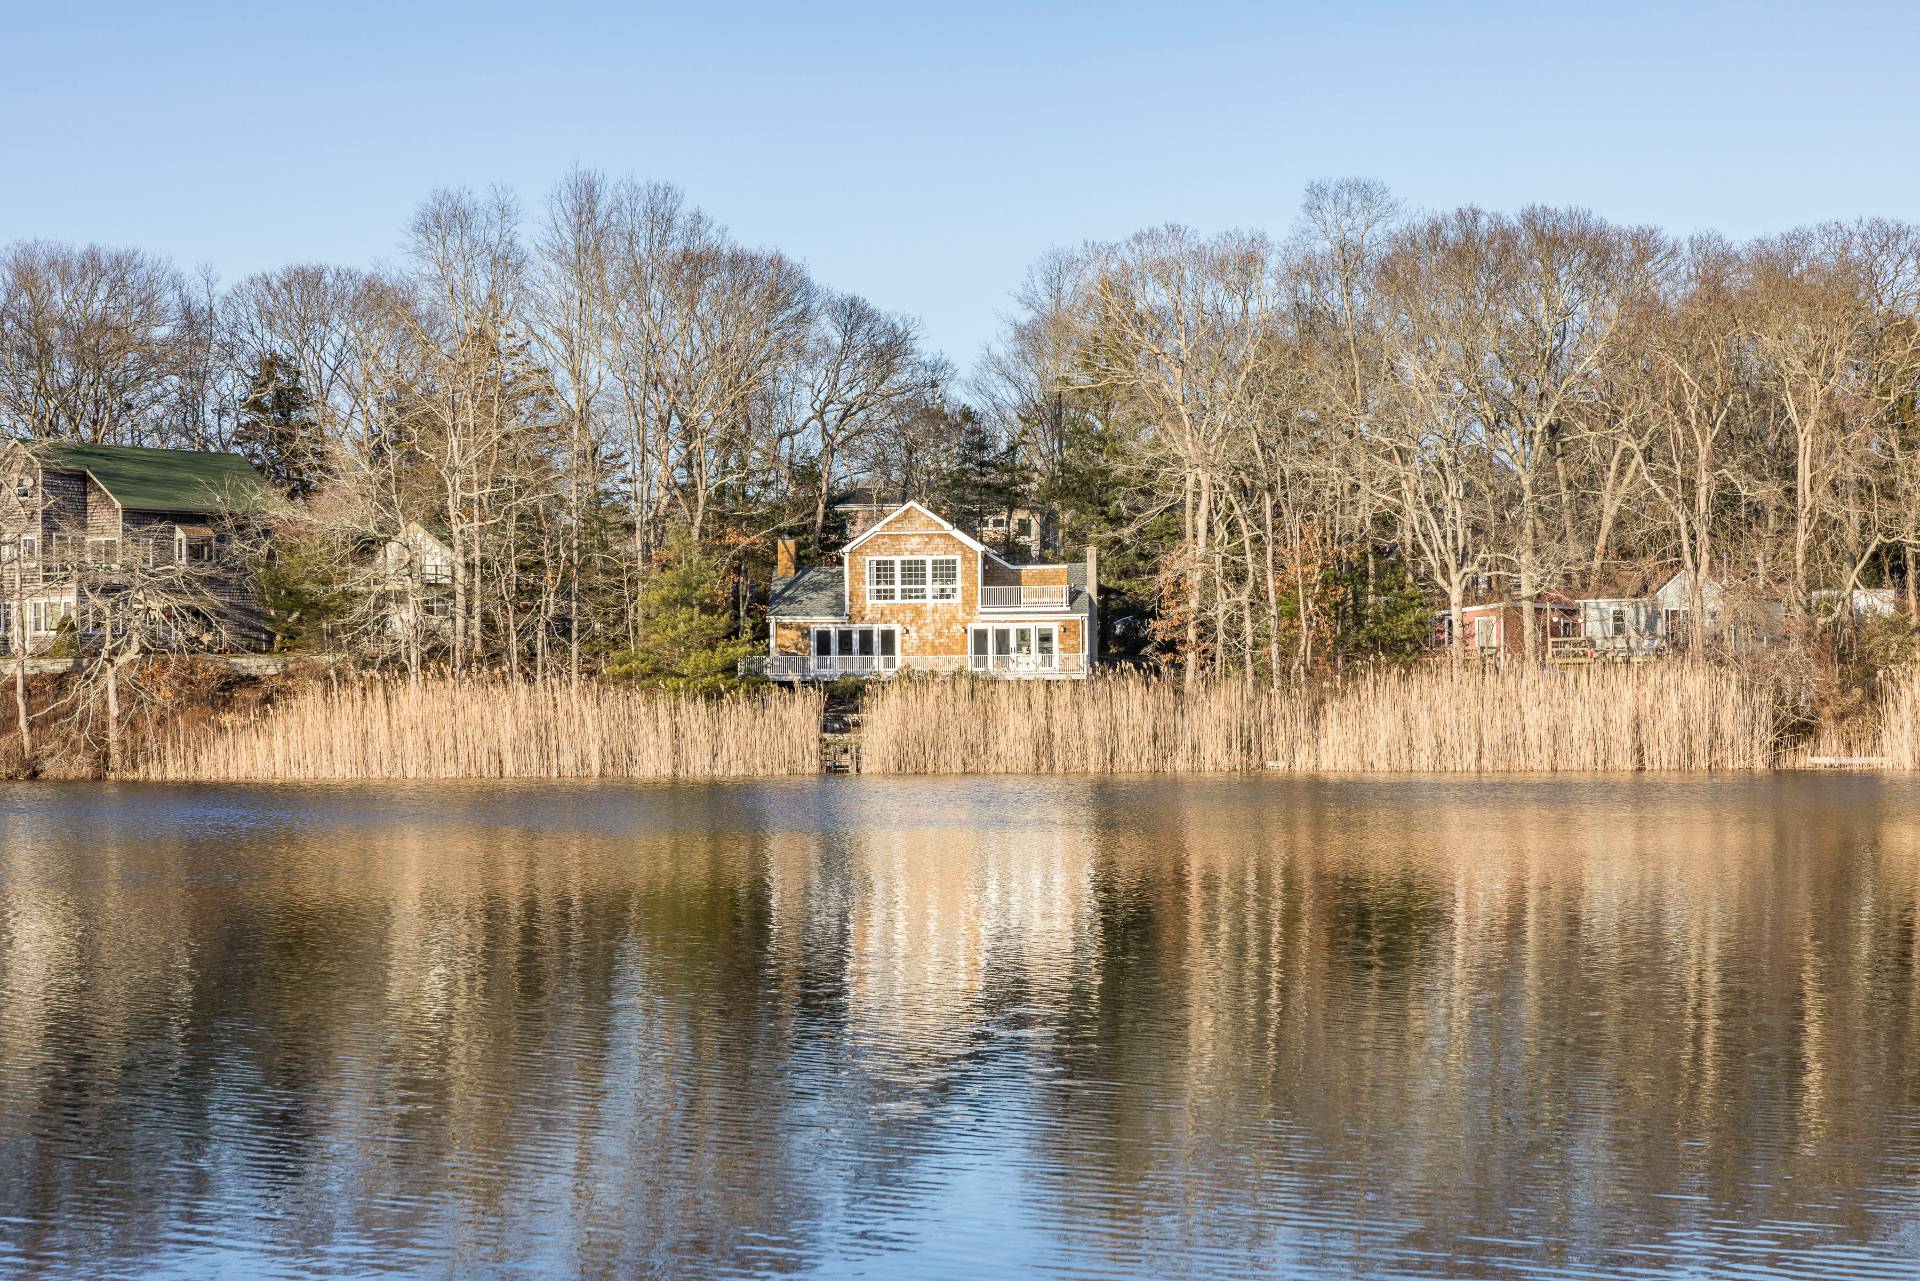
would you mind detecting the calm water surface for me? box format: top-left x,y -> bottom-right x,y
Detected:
1,775 -> 1918,1279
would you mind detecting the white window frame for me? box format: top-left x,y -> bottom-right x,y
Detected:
28,598 -> 72,636
1472,615 -> 1498,649
866,556 -> 898,602
968,623 -> 1060,672
808,624 -> 900,675
865,555 -> 959,604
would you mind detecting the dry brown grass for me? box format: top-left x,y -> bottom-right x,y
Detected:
1874,668 -> 1920,769
861,664 -> 1776,775
134,677 -> 824,781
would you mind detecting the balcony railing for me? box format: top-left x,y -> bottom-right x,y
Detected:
757,653 -> 1086,680
980,583 -> 1069,610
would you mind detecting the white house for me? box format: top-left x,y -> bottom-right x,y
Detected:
381,522 -> 455,637
1578,570 -> 1785,656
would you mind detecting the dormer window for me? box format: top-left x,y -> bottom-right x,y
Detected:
176,524 -> 216,563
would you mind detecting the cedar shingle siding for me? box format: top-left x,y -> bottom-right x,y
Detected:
765,501 -> 1096,680
0,440 -> 272,654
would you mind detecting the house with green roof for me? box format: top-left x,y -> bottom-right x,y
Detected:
0,439 -> 274,654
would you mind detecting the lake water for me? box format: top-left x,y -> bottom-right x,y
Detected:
1,776 -> 1918,1280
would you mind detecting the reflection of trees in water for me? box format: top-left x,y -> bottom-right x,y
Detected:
1021,778 -> 1920,1275
0,779 -> 1917,1276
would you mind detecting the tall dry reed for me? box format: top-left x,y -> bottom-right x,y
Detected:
861,664 -> 1775,775
1875,668 -> 1920,769
134,677 -> 825,781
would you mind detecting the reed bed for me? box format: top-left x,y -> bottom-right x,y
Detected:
135,677 -> 825,781
1875,668 -> 1920,770
861,663 -> 1775,775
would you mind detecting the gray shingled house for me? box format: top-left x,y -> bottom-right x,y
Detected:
0,440 -> 273,654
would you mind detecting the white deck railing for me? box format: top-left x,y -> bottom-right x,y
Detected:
760,653 -> 1085,680
980,583 -> 1069,610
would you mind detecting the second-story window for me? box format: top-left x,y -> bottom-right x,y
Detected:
868,557 -> 897,602
867,555 -> 961,603
899,558 -> 928,599
868,555 -> 959,603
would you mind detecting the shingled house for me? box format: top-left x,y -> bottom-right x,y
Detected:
0,440 -> 272,654
765,501 -> 1097,679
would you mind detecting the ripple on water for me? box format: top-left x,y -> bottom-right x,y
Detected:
0,774 -> 1917,1278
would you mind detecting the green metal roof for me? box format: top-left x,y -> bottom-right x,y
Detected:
23,441 -> 271,513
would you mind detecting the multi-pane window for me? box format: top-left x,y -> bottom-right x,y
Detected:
28,599 -> 72,635
931,559 -> 957,598
810,625 -> 899,672
899,558 -> 927,599
866,555 -> 959,604
969,623 -> 1062,671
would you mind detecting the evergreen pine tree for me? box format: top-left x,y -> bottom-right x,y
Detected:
234,353 -> 325,499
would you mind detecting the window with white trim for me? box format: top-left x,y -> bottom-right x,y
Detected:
868,557 -> 897,601
969,623 -> 1061,671
28,599 -> 72,635
866,555 -> 959,604
809,625 -> 899,672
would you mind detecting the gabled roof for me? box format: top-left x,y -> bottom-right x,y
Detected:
769,566 -> 848,618
843,500 -> 992,559
22,440 -> 270,514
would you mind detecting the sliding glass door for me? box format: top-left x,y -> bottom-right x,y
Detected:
809,626 -> 898,674
968,624 -> 1059,672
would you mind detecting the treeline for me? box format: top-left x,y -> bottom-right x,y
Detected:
985,180 -> 1920,683
4,175 -> 1919,687
0,173 -> 999,685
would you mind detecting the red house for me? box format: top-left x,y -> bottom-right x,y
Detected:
1431,596 -> 1580,659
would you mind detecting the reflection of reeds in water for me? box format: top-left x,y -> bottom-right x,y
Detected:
134,678 -> 824,781
862,665 -> 1775,774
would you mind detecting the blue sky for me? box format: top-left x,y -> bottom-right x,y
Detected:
4,1 -> 1916,375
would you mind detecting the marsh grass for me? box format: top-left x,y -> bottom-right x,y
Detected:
1875,668 -> 1920,769
132,662 -> 1800,782
135,677 -> 825,781
861,664 -> 1776,775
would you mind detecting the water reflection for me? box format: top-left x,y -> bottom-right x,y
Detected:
0,776 -> 1917,1278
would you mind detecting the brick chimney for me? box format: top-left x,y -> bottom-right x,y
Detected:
775,537 -> 797,579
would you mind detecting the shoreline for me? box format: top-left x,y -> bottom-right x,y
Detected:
5,660 -> 1914,783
